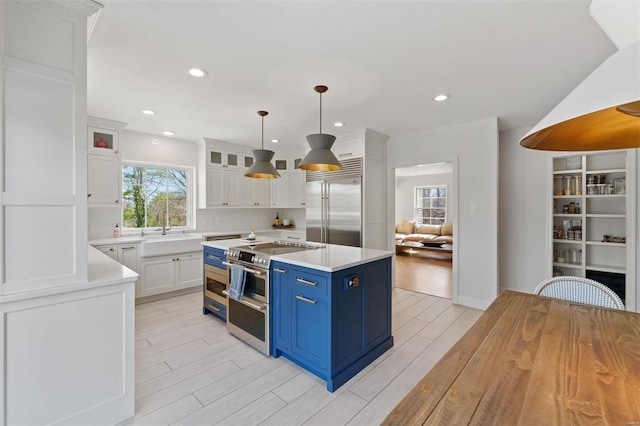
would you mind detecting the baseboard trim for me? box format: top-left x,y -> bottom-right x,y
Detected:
456,295 -> 492,310
135,286 -> 201,305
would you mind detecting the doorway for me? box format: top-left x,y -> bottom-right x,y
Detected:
393,162 -> 455,299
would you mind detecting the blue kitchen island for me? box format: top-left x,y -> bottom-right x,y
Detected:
201,239 -> 394,392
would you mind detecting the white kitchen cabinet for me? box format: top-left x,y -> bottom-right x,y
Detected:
272,173 -> 291,207
291,171 -> 307,207
208,147 -> 241,169
244,177 -> 272,207
88,154 -> 120,206
96,244 -> 117,259
94,243 -> 139,273
139,257 -> 174,295
549,150 -> 635,310
88,126 -> 119,156
206,168 -> 243,207
117,244 -> 139,273
280,230 -> 306,242
139,252 -> 202,296
176,252 -> 203,289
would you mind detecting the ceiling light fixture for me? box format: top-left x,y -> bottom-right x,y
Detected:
162,130 -> 175,136
334,122 -> 344,127
185,67 -> 208,78
271,139 -> 279,143
298,85 -> 342,171
245,111 -> 280,179
142,109 -> 156,115
433,94 -> 449,102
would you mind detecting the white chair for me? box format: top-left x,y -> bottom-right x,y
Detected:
534,276 -> 625,310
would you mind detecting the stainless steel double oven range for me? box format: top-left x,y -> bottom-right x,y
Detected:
223,241 -> 319,355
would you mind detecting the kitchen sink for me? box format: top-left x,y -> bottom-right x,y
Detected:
139,234 -> 204,258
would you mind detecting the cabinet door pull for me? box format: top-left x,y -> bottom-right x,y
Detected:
273,268 -> 287,274
121,246 -> 135,250
206,304 -> 221,312
296,295 -> 317,304
208,255 -> 222,261
287,236 -> 301,240
296,277 -> 317,287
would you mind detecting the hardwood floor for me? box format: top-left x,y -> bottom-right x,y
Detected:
123,289 -> 482,426
395,253 -> 452,299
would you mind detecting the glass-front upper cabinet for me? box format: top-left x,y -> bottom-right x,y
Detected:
208,148 -> 240,169
88,126 -> 119,156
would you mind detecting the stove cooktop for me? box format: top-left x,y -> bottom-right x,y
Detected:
225,240 -> 323,268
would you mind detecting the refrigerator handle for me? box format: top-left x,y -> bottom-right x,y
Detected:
325,181 -> 330,244
320,182 -> 323,244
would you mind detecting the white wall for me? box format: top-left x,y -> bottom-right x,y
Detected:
387,118 -> 499,309
396,173 -> 453,223
498,127 -> 549,293
196,207 -> 305,234
120,130 -> 198,167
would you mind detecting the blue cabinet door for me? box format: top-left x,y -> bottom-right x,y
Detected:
291,286 -> 329,372
272,261 -> 291,355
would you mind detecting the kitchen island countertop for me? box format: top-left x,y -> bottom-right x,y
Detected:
202,240 -> 393,272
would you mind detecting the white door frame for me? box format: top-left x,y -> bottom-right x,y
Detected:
387,157 -> 459,304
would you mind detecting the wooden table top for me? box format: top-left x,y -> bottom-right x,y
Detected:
383,290 -> 640,425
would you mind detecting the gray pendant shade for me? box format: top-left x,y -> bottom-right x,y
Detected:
245,148 -> 280,178
298,85 -> 343,171
298,133 -> 342,171
245,110 -> 280,179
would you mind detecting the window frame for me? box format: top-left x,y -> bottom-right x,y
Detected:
414,185 -> 447,225
121,161 -> 195,233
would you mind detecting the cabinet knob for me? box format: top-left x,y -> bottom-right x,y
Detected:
115,200 -> 119,203
87,193 -> 92,198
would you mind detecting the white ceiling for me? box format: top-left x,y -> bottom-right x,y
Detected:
87,0 -> 617,151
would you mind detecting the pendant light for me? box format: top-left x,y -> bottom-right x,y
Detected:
245,111 -> 280,179
298,85 -> 342,171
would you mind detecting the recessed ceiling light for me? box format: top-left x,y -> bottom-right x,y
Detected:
151,139 -> 160,145
162,130 -> 175,136
333,122 -> 344,127
185,67 -> 208,77
434,94 -> 449,102
416,164 -> 427,167
141,109 -> 156,115
271,139 -> 279,143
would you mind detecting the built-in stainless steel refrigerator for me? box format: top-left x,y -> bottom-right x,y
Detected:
306,160 -> 362,247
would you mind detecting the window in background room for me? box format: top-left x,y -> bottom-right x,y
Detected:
415,185 -> 446,225
122,163 -> 193,230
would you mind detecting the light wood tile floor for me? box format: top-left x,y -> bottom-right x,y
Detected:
123,288 -> 482,426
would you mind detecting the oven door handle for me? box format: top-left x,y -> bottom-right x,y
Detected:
222,261 -> 265,276
222,290 -> 267,311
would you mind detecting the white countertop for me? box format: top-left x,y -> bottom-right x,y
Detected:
202,240 -> 393,272
0,247 -> 138,304
89,228 -> 285,246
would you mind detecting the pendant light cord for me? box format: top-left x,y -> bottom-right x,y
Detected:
261,115 -> 264,149
319,92 -> 323,134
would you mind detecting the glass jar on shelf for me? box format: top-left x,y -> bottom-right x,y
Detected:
568,248 -> 581,264
554,176 -> 564,195
564,176 -> 573,195
573,175 -> 582,195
